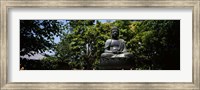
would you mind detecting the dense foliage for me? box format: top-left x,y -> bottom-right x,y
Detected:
20,20 -> 64,56
20,20 -> 180,70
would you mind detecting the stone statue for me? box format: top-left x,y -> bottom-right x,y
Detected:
101,27 -> 133,58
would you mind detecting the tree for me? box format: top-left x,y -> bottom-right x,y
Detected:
20,20 -> 64,56
127,20 -> 180,69
39,20 -> 180,70
46,20 -> 113,69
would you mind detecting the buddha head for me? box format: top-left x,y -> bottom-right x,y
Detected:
111,27 -> 119,39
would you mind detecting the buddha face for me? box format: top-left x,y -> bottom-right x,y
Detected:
111,28 -> 119,39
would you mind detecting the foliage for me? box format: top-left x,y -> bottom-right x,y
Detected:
128,20 -> 180,69
52,20 -> 112,69
20,20 -> 180,70
20,20 -> 64,56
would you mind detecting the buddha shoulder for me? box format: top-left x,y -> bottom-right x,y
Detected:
119,39 -> 125,43
105,39 -> 112,43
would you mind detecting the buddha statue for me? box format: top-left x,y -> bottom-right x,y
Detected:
101,27 -> 133,58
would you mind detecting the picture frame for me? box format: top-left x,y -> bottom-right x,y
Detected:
1,0 -> 199,89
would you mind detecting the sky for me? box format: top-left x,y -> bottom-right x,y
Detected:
23,20 -> 115,60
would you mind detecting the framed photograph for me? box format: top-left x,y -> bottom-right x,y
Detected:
1,0 -> 199,89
